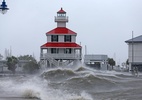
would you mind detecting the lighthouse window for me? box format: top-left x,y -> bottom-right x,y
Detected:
64,48 -> 71,54
51,35 -> 58,42
64,35 -> 71,42
58,14 -> 65,16
51,48 -> 59,54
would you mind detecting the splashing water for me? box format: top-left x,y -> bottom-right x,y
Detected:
0,66 -> 142,100
0,74 -> 93,100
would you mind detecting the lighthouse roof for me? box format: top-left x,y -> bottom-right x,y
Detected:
41,42 -> 81,48
57,8 -> 66,13
46,27 -> 76,35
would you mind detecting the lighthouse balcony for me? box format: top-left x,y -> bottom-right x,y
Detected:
40,53 -> 81,60
55,16 -> 68,22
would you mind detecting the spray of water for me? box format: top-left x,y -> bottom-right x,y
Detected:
0,64 -> 133,100
0,74 -> 93,100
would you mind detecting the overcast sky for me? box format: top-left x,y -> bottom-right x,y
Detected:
0,0 -> 142,65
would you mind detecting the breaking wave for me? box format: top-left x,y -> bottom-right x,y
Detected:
41,68 -> 76,82
41,66 -> 122,93
0,66 -> 141,100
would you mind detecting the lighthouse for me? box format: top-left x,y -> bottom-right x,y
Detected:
40,8 -> 82,68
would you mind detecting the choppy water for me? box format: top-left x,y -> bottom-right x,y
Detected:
0,66 -> 142,100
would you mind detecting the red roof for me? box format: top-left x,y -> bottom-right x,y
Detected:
46,27 -> 76,35
57,8 -> 66,13
41,42 -> 81,48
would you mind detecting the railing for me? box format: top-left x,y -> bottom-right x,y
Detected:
43,55 -> 59,67
40,53 -> 82,67
40,53 -> 81,60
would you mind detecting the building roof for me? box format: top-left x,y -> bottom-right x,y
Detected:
57,8 -> 66,13
125,35 -> 142,43
41,42 -> 81,48
46,27 -> 77,35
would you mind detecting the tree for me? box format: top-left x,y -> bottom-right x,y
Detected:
108,58 -> 115,70
6,56 -> 18,74
126,59 -> 129,65
18,55 -> 39,74
18,55 -> 36,61
0,54 -> 3,60
23,61 -> 39,74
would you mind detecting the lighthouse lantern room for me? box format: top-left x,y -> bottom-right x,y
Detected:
40,8 -> 82,67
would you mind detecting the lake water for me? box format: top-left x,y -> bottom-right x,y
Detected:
0,66 -> 142,100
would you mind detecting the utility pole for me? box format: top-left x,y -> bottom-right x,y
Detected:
132,31 -> 134,70
85,45 -> 87,55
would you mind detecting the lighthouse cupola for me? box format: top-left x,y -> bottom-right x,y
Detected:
55,8 -> 68,27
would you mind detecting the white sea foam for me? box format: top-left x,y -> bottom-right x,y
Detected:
67,91 -> 93,100
0,75 -> 93,100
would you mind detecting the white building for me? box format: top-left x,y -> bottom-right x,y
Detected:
84,54 -> 108,70
40,8 -> 82,68
125,35 -> 142,71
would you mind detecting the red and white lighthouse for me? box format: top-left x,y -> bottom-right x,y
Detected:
40,8 -> 82,67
